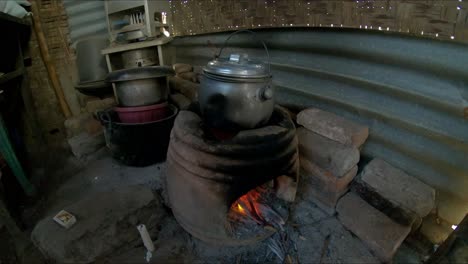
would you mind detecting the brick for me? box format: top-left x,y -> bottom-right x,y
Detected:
67,132 -> 105,159
170,93 -> 192,110
84,97 -> 116,114
297,108 -> 369,148
64,113 -> 103,138
337,192 -> 411,262
177,72 -> 199,83
300,158 -> 357,213
84,118 -> 103,136
173,63 -> 193,74
64,113 -> 92,138
168,76 -> 199,101
352,159 -> 435,229
297,127 -> 359,177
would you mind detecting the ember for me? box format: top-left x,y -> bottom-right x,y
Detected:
227,183 -> 289,239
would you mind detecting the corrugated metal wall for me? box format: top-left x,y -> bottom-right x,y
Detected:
63,0 -> 107,43
168,28 -> 468,223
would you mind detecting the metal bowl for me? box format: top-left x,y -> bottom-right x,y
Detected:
106,66 -> 174,107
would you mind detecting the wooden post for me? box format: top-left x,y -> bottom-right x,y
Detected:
30,0 -> 72,118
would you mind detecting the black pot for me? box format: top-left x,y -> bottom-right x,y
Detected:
97,104 -> 178,166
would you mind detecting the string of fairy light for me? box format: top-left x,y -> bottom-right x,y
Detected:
168,0 -> 465,41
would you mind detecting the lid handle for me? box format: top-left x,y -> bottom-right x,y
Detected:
217,30 -> 271,75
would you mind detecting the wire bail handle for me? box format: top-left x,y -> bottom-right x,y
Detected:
216,30 -> 271,75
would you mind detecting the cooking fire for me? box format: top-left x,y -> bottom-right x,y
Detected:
227,183 -> 289,239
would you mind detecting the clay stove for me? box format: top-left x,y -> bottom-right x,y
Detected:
166,107 -> 299,245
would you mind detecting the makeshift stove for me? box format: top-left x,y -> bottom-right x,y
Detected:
166,107 -> 299,245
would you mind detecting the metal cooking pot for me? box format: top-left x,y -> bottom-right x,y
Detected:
121,48 -> 158,69
106,66 -> 174,107
199,30 -> 274,129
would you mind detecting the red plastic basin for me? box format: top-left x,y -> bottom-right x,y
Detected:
114,102 -> 169,123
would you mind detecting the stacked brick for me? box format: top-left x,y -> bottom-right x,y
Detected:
296,107 -> 436,262
297,108 -> 368,213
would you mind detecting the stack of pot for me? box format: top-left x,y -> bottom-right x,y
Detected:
107,47 -> 174,123
97,48 -> 177,166
107,66 -> 175,123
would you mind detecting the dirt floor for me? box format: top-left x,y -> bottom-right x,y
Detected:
4,149 -> 432,263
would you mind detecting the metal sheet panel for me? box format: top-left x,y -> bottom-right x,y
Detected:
168,28 -> 468,222
63,0 -> 108,43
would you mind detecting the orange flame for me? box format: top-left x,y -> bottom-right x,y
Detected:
230,186 -> 267,220
237,203 -> 245,214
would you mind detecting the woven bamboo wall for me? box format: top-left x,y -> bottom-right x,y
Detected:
28,0 -> 73,143
170,0 -> 468,43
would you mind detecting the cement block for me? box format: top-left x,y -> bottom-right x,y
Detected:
353,159 -> 435,228
337,192 -> 411,262
297,108 -> 369,148
297,127 -> 360,177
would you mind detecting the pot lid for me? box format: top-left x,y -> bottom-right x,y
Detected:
106,66 -> 174,82
203,54 -> 270,79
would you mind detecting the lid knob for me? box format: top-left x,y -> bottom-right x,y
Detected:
229,54 -> 240,62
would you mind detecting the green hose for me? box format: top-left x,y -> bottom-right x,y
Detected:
0,115 -> 36,196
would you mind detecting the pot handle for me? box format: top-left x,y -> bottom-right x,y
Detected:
96,110 -> 113,131
216,29 -> 271,75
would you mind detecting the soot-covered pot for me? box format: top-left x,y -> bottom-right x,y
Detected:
199,31 -> 274,129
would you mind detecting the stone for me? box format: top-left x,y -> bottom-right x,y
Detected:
352,159 -> 435,229
337,192 -> 411,262
173,63 -> 193,74
67,132 -> 105,159
301,158 -> 357,213
169,93 -> 191,110
297,127 -> 360,177
297,108 -> 369,148
31,186 -> 167,263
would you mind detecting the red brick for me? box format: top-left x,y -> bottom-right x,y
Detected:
337,192 -> 411,262
353,159 -> 435,229
297,108 -> 369,148
300,157 -> 357,211
85,119 -> 103,136
173,63 -> 193,74
297,127 -> 359,177
169,93 -> 191,110
177,72 -> 199,83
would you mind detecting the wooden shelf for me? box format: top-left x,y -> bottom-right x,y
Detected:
101,37 -> 173,55
0,68 -> 24,85
0,12 -> 30,27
